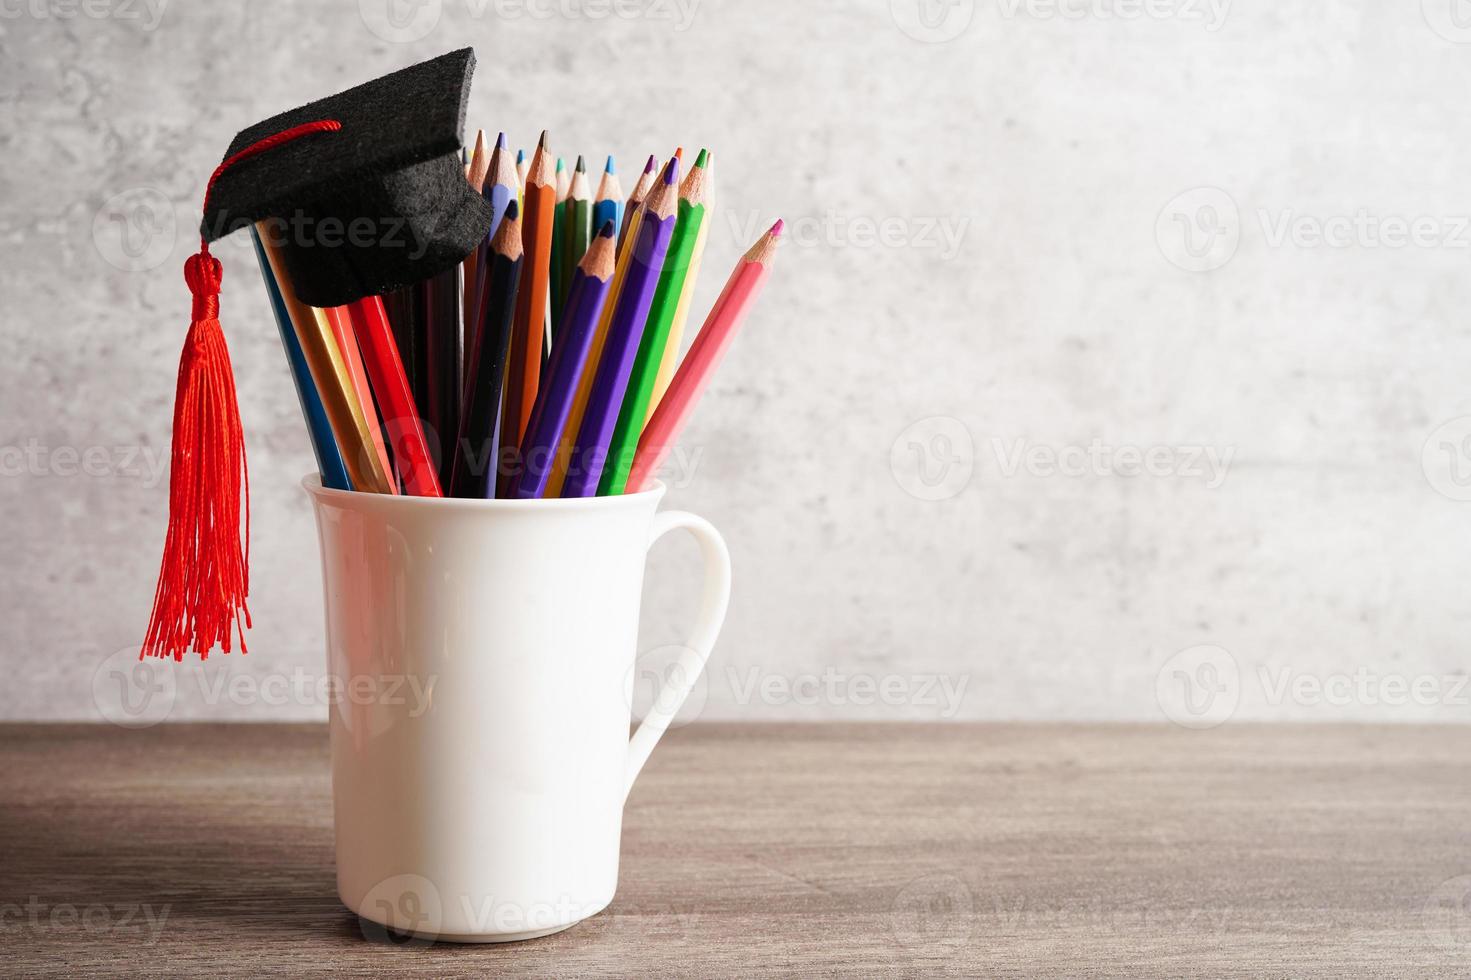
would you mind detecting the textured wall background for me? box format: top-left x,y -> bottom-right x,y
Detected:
4,0 -> 1471,724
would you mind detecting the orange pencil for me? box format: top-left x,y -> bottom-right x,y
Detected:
626,220 -> 782,493
500,131 -> 556,454
320,304 -> 397,493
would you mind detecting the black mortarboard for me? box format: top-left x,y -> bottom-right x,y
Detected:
143,50 -> 492,664
201,48 -> 493,307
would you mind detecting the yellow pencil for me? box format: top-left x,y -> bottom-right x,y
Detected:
646,151 -> 713,423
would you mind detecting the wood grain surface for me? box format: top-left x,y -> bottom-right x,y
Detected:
2,723 -> 1469,978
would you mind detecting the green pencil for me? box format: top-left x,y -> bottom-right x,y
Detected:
598,149 -> 711,495
561,155 -> 592,335
549,156 -> 569,332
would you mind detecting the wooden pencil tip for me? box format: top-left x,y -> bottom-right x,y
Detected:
770,218 -> 784,237
556,157 -> 566,172
675,146 -> 684,160
506,199 -> 520,220
694,148 -> 708,168
661,157 -> 680,185
596,219 -> 616,238
496,131 -> 507,149
517,149 -> 526,163
474,129 -> 487,152
575,154 -> 586,173
642,154 -> 657,174
605,155 -> 616,174
538,130 -> 549,149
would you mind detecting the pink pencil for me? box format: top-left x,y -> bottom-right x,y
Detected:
625,220 -> 782,493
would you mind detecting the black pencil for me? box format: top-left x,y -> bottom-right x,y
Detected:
417,266 -> 461,487
450,200 -> 523,498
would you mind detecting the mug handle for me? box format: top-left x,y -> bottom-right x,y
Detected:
625,510 -> 732,800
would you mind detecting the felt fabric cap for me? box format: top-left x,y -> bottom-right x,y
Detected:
201,48 -> 493,307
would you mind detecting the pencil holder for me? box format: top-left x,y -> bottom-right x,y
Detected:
303,475 -> 730,942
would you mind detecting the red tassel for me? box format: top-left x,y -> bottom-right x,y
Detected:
141,252 -> 252,660
141,118 -> 341,661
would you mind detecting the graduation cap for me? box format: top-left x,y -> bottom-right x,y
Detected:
143,49 -> 493,662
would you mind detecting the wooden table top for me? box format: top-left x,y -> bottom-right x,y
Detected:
2,723 -> 1469,977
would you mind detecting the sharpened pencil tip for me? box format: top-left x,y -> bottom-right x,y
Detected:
517,149 -> 525,163
556,157 -> 565,172
506,199 -> 520,220
694,148 -> 708,168
661,157 -> 680,185
643,155 -> 657,174
596,219 -> 616,238
496,131 -> 507,149
605,155 -> 616,174
675,147 -> 684,160
538,130 -> 549,149
574,154 -> 586,173
770,219 -> 784,237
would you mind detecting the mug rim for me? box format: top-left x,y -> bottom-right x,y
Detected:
301,473 -> 668,510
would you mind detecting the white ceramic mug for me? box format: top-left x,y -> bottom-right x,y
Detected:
303,475 -> 730,943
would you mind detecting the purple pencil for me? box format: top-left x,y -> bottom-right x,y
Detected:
562,157 -> 680,497
511,221 -> 617,498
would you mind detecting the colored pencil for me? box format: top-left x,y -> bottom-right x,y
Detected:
549,157 -> 569,329
511,220 -> 617,499
562,157 -> 681,497
482,132 -> 516,233
626,220 -> 782,494
544,162 -> 652,497
591,156 -> 622,254
344,295 -> 443,496
420,266 -> 460,487
516,148 -> 528,193
257,231 -> 395,494
599,149 -> 711,495
648,153 -> 713,421
560,156 -> 592,333
462,129 -> 490,327
450,201 -> 523,499
470,132 -> 518,334
250,226 -> 351,491
383,285 -> 420,403
321,303 -> 396,488
618,154 -> 657,256
499,132 -> 555,467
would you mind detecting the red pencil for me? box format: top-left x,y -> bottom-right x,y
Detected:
344,296 -> 443,496
626,220 -> 782,494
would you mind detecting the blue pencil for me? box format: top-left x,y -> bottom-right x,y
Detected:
250,227 -> 351,490
591,155 -> 622,246
470,133 -> 522,346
